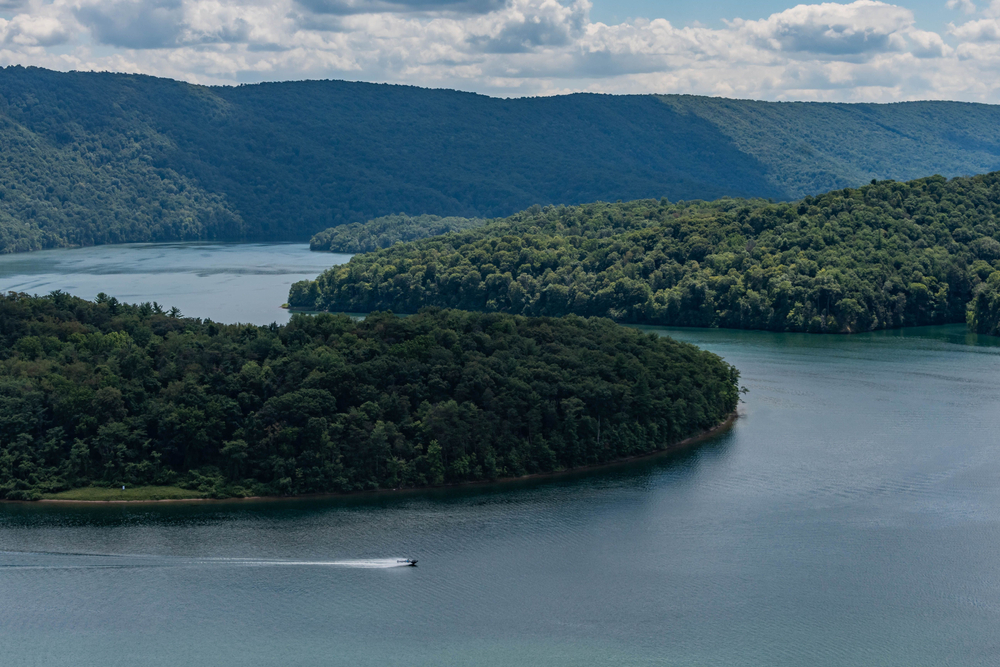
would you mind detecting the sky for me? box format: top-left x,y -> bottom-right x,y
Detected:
590,0 -> 958,32
0,0 -> 999,101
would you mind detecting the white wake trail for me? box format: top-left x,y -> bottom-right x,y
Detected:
0,551 -> 416,569
200,557 -> 412,568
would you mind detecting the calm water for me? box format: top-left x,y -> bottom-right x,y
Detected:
3,246 -> 1000,665
0,243 -> 350,325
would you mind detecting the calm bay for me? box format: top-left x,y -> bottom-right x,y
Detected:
0,242 -> 351,325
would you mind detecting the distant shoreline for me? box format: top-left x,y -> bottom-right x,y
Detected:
29,411 -> 738,506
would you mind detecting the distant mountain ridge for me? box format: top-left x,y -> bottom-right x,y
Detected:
1,65 -> 1000,252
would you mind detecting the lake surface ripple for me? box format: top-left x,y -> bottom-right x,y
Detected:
1,245 -> 1000,665
0,242 -> 350,325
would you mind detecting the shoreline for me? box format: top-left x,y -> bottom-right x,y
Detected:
290,307 -> 977,337
30,411 -> 738,506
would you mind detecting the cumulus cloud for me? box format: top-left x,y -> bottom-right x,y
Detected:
0,11 -> 72,46
950,17 -> 1000,41
732,1 -> 912,56
946,0 -> 977,14
907,28 -> 950,56
469,0 -> 587,53
76,0 -> 185,49
296,0 -> 506,15
0,0 -> 998,101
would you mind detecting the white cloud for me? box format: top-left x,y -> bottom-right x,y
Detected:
950,17 -> 1000,41
0,0 -> 997,101
76,0 -> 184,49
907,28 -> 950,56
469,0 -> 588,53
946,0 -> 977,14
1,12 -> 72,46
295,0 -> 507,15
731,1 -> 912,57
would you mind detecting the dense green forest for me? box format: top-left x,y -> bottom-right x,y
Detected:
0,292 -> 739,500
656,96 -> 1000,200
4,67 -> 1000,252
290,173 -> 1000,333
969,272 -> 1000,335
310,214 -> 485,253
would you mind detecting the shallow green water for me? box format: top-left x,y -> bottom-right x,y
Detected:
3,246 -> 1000,665
0,242 -> 349,325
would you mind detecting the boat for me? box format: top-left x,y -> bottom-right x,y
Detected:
397,558 -> 418,566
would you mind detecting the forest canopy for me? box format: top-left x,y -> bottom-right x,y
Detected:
968,272 -> 1000,335
4,66 -> 1000,252
0,292 -> 739,500
290,172 -> 1000,334
309,214 -> 486,253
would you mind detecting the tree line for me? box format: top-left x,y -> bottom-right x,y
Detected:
969,272 -> 1000,335
309,214 -> 486,253
290,173 -> 1000,334
0,292 -> 739,500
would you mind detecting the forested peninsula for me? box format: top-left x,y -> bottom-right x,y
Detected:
290,172 -> 1000,335
310,214 -> 486,253
6,66 -> 1000,252
0,292 -> 739,501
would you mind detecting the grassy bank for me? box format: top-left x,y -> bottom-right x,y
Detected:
41,486 -> 206,501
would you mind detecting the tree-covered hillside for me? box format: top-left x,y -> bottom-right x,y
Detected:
4,66 -> 1000,252
310,214 -> 486,253
0,292 -> 739,500
969,272 -> 1000,335
657,96 -> 1000,199
290,173 -> 1000,334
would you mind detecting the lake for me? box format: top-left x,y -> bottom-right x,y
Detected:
2,245 -> 1000,666
0,242 -> 350,325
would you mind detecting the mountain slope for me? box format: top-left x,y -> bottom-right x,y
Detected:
3,66 -> 1000,252
660,96 -> 1000,198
